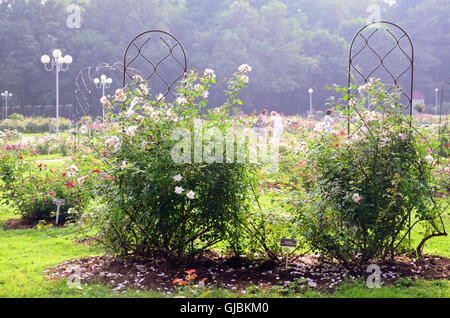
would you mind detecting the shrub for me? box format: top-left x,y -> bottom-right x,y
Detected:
299,80 -> 447,264
2,135 -> 74,157
0,147 -> 95,222
0,129 -> 22,142
0,115 -> 72,133
88,68 -> 256,262
8,113 -> 24,121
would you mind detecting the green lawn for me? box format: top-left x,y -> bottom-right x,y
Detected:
24,154 -> 66,161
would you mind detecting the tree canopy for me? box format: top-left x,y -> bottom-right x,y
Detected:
0,0 -> 448,114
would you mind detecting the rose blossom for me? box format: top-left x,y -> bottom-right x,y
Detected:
186,190 -> 196,200
425,155 -> 434,163
115,89 -> 126,102
238,64 -> 252,73
156,94 -> 165,102
352,193 -> 361,203
100,96 -> 110,105
176,97 -> 188,105
133,74 -> 144,82
65,181 -> 75,188
139,83 -> 149,95
77,176 -> 87,185
204,68 -> 216,79
175,186 -> 184,195
173,174 -> 183,182
126,126 -> 138,136
358,83 -> 370,93
240,74 -> 249,83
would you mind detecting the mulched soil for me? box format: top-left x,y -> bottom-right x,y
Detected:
2,218 -> 65,230
2,218 -> 40,230
45,253 -> 450,295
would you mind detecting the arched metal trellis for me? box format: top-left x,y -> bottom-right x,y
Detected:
122,29 -> 188,104
345,22 -> 448,252
346,21 -> 418,248
74,62 -> 143,123
347,21 -> 414,134
73,62 -> 142,150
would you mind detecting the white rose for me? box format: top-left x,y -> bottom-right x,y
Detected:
238,64 -> 252,73
186,190 -> 196,200
175,186 -> 184,195
126,126 -> 138,136
352,193 -> 361,203
173,174 -> 183,182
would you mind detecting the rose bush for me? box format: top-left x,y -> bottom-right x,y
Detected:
299,80 -> 447,264
2,135 -> 74,157
0,147 -> 96,222
86,67 -> 258,262
0,115 -> 72,133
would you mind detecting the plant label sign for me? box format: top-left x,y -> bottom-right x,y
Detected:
53,199 -> 65,225
280,239 -> 297,248
54,199 -> 65,206
281,238 -> 297,273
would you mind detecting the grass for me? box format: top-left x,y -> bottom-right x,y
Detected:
0,146 -> 448,298
410,213 -> 450,258
24,154 -> 66,161
323,280 -> 449,298
0,203 -> 448,298
0,205 -> 102,297
21,132 -> 73,138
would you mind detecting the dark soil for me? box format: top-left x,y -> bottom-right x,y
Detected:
45,253 -> 450,295
2,218 -> 66,230
2,218 -> 39,230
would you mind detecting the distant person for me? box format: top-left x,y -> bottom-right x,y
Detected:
254,109 -> 268,137
324,109 -> 334,133
270,111 -> 284,142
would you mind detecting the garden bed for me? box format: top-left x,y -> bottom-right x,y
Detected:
45,253 -> 450,295
2,218 -> 65,230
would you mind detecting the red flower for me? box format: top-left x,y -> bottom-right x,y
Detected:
62,172 -> 67,177
49,190 -> 55,196
65,181 -> 75,188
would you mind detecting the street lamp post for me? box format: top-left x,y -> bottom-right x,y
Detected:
94,75 -> 112,122
41,49 -> 73,138
308,88 -> 314,116
1,91 -> 13,119
435,88 -> 439,116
